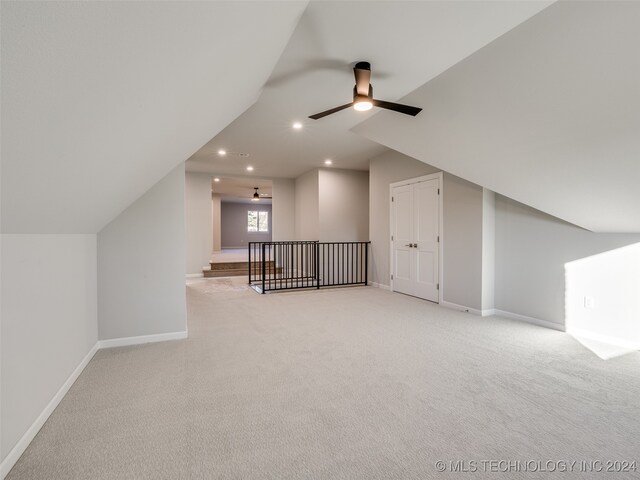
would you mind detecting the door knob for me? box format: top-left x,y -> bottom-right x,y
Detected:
404,244 -> 412,247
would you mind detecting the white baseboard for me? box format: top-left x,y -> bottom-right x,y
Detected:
0,342 -> 99,479
98,330 -> 188,349
440,301 -> 483,316
567,327 -> 640,351
492,309 -> 565,332
369,281 -> 390,290
185,273 -> 204,278
438,304 -> 564,334
1,329 -> 189,477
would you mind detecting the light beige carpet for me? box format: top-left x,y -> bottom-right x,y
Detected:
186,276 -> 250,293
7,282 -> 640,479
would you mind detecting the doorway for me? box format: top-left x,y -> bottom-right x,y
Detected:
207,177 -> 273,277
390,173 -> 442,302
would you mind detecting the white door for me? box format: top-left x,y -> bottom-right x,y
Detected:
391,184 -> 414,295
391,177 -> 440,302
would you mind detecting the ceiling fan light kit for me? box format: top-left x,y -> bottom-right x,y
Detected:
309,61 -> 422,119
353,96 -> 373,111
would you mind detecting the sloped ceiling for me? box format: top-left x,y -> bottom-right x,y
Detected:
353,1 -> 640,233
186,0 -> 552,179
1,1 -> 307,233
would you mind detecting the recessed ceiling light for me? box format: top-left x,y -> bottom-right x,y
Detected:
213,177 -> 220,182
246,166 -> 254,172
324,159 -> 333,165
292,122 -> 303,130
217,149 -> 226,156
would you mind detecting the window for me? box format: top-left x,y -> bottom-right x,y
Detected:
248,211 -> 269,233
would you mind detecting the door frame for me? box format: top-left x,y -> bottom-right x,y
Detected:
389,172 -> 443,304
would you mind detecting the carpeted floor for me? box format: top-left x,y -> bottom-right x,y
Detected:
186,276 -> 251,293
7,281 -> 640,479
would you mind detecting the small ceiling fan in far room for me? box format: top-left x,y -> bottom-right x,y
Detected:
251,187 -> 272,202
309,61 -> 422,120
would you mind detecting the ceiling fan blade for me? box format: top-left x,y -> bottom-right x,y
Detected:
353,61 -> 371,96
373,99 -> 422,116
308,102 -> 354,120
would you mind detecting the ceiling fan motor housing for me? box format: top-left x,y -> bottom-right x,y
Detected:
353,85 -> 373,102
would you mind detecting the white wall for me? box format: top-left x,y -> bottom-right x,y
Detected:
98,164 -> 186,340
565,243 -> 640,348
318,169 -> 369,242
185,172 -> 213,275
272,178 -> 295,241
212,194 -> 221,252
295,170 -> 319,241
495,195 -> 640,327
1,153 -> 3,461
294,168 -> 369,242
369,150 -> 485,310
221,202 -> 272,248
441,174 -> 484,310
481,189 -> 496,312
1,234 -> 97,462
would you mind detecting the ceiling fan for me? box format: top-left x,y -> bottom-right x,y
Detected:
309,61 -> 422,120
251,187 -> 272,202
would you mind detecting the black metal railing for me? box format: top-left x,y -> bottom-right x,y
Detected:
248,241 -> 370,293
248,241 -> 319,285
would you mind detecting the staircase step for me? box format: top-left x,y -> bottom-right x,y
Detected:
209,260 -> 276,271
204,269 -> 249,278
204,261 -> 281,278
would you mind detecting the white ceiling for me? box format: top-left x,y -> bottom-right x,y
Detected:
1,1 -> 306,233
186,1 -> 552,179
12,1 -> 628,233
212,177 -> 272,203
354,1 -> 640,232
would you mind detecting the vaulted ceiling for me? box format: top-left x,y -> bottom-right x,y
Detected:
186,0 -> 552,178
4,1 -> 637,234
1,1 -> 306,233
354,1 -> 640,232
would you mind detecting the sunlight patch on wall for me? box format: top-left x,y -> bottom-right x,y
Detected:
565,242 -> 640,359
